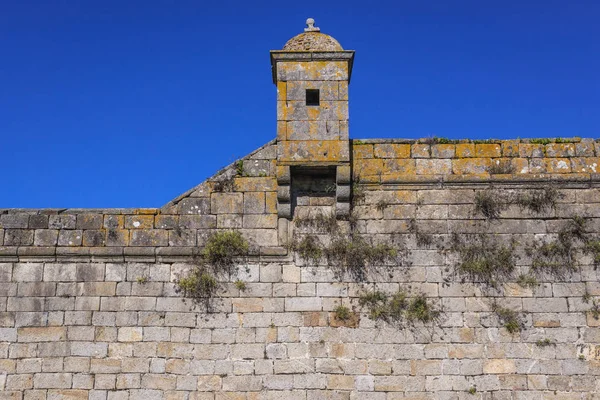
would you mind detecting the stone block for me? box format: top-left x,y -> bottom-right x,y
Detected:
483,359 -> 516,374
546,143 -> 576,157
243,215 -> 277,229
431,144 -> 456,158
130,230 -> 168,246
382,159 -> 416,175
13,263 -> 43,282
276,61 -> 349,81
374,144 -> 411,159
34,230 -> 58,246
17,327 -> 66,342
286,120 -> 341,140
5,229 -> 34,246
243,192 -> 265,214
455,143 -> 475,157
58,230 -> 83,246
545,158 -> 571,173
179,215 -> 216,229
103,215 -> 124,229
352,143 -> 373,159
124,215 -> 154,229
29,215 -> 49,229
82,230 -> 105,247
278,140 -> 349,163
475,143 -> 501,157
519,143 -> 544,158
168,229 -> 196,246
416,159 -> 452,175
18,282 -> 55,297
571,157 -> 600,173
0,214 -> 29,228
234,177 -> 277,192
49,215 -> 76,229
452,158 -> 492,174
411,144 -> 430,158
211,193 -> 243,214
76,214 -> 103,229
33,373 -> 72,389
105,229 -> 129,246
285,297 -> 322,312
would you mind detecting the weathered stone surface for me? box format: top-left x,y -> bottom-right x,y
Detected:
1,24 -> 600,400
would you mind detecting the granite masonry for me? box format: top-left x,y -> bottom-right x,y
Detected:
1,19 -> 600,400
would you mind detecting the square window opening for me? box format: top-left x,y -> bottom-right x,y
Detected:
306,89 -> 320,106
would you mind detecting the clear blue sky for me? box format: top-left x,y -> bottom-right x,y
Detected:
1,0 -> 598,208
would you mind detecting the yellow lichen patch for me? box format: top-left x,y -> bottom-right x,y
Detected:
544,158 -> 572,174
374,144 -> 411,159
354,159 -> 384,177
545,143 -> 576,157
455,143 -> 476,158
277,61 -> 349,81
501,140 -> 520,157
452,158 -> 492,175
276,166 -> 290,182
276,81 -> 286,100
233,177 -> 277,192
265,192 -> 277,214
415,159 -> 452,175
475,144 -> 501,158
352,144 -> 374,159
511,158 -> 529,174
278,140 -> 349,163
571,157 -> 600,173
411,144 -> 430,158
358,174 -> 382,183
519,143 -> 544,158
431,144 -> 456,158
134,208 -> 158,215
277,121 -> 286,140
338,81 -> 348,100
276,101 -> 288,121
383,159 -> 416,175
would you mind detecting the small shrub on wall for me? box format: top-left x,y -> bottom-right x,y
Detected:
175,230 -> 249,311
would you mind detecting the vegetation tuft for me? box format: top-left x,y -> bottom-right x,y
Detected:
176,270 -> 219,310
333,305 -> 352,321
202,230 -> 249,273
409,218 -> 434,248
235,160 -> 245,177
474,190 -> 506,220
516,274 -> 538,288
288,234 -> 323,266
294,211 -> 338,234
535,338 -> 553,347
473,186 -> 561,219
325,235 -> 400,281
515,187 -> 562,214
175,230 -> 249,310
450,234 -> 516,288
492,304 -> 523,334
359,290 -> 439,325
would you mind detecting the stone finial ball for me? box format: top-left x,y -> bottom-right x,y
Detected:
306,18 -> 315,26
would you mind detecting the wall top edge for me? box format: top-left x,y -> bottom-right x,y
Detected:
352,137 -> 600,144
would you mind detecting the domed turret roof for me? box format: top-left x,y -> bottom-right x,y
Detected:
282,18 -> 344,51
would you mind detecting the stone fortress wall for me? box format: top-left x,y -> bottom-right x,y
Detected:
2,19 -> 600,400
